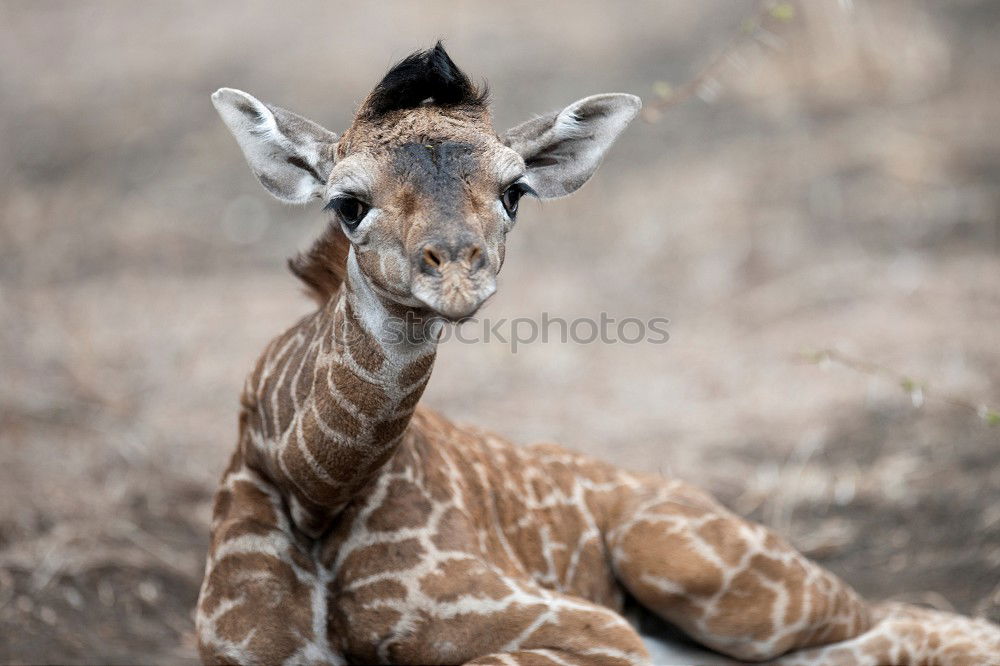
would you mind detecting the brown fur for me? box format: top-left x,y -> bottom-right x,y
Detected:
287,222 -> 352,304
339,105 -> 495,157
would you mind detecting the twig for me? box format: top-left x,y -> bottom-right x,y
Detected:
643,1 -> 800,122
798,348 -> 1000,426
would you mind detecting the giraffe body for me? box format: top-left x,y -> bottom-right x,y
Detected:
196,45 -> 1000,665
199,400 -> 1000,666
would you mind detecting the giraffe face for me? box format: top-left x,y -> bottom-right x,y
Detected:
211,44 -> 641,316
325,109 -> 526,320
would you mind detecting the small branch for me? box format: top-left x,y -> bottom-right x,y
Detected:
798,348 -> 1000,426
643,1 -> 799,122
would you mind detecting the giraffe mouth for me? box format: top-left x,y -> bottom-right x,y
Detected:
411,267 -> 497,322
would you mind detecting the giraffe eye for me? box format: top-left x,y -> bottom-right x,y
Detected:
501,184 -> 527,217
326,196 -> 370,230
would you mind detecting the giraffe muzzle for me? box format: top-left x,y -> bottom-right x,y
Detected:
411,240 -> 496,321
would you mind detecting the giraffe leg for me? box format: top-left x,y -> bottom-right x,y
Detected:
464,648 -> 641,666
772,602 -> 1000,666
429,587 -> 650,666
606,478 -> 871,661
331,554 -> 649,666
195,459 -> 342,665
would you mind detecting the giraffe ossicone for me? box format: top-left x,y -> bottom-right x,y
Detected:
196,43 -> 1000,665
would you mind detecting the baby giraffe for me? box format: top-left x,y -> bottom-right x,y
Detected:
197,44 -> 1000,665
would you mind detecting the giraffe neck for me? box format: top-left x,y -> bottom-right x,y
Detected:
243,250 -> 439,537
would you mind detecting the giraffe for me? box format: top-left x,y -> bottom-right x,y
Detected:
196,44 -> 1000,665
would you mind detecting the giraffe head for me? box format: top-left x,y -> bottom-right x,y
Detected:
212,43 -> 640,321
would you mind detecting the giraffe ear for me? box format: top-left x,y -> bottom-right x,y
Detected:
503,93 -> 641,199
211,88 -> 338,204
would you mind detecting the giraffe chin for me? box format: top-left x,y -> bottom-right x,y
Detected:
411,279 -> 496,323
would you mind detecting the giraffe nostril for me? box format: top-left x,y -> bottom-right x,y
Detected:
467,245 -> 485,270
424,247 -> 442,267
420,245 -> 444,275
419,241 -> 486,275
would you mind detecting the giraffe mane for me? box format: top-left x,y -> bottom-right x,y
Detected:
287,222 -> 351,304
359,41 -> 489,119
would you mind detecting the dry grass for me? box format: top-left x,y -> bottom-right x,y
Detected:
1,1 -> 999,663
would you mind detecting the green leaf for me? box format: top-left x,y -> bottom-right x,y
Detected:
769,2 -> 796,22
800,349 -> 827,364
982,409 -> 1000,426
652,81 -> 673,99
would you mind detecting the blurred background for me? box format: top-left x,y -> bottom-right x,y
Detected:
2,1 -> 999,663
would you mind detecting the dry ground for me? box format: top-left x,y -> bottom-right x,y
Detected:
1,2 -> 999,664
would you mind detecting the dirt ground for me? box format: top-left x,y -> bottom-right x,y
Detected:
1,2 -> 999,664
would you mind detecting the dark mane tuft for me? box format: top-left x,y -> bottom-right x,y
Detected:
287,222 -> 351,304
361,42 -> 489,118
